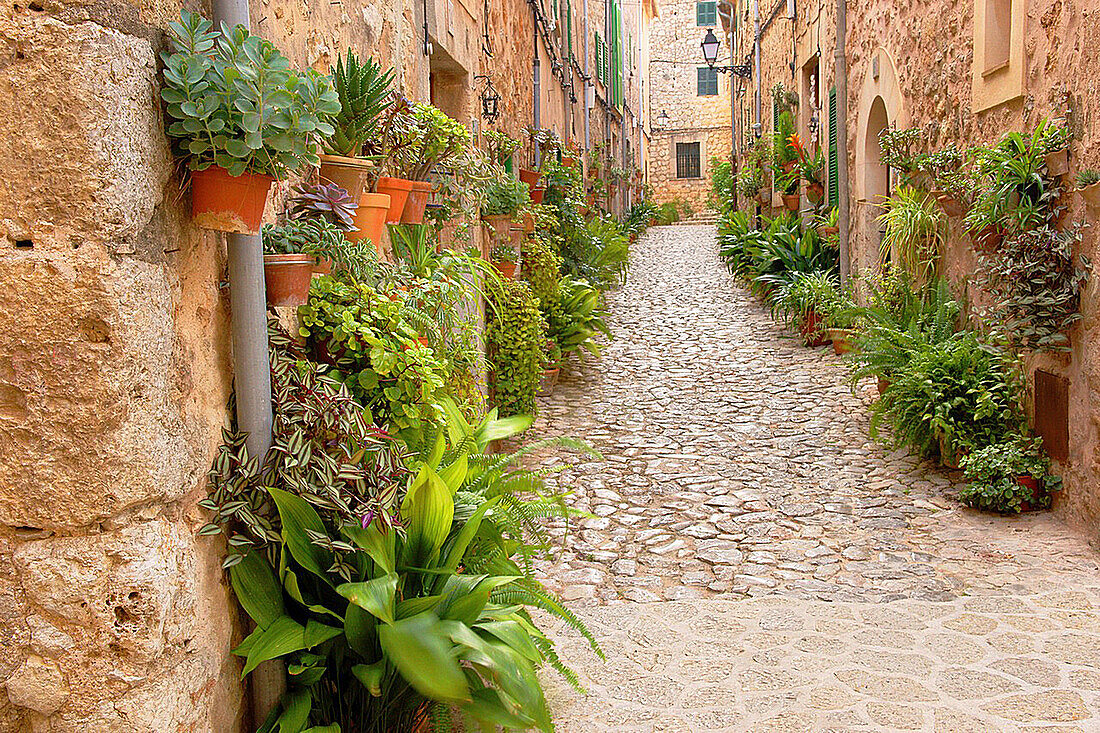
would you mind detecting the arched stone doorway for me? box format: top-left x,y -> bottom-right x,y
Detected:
854,49 -> 906,276
864,96 -> 891,260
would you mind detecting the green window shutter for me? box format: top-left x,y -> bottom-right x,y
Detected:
567,1 -> 573,59
595,33 -> 602,85
828,87 -> 839,207
772,96 -> 779,133
696,1 -> 717,26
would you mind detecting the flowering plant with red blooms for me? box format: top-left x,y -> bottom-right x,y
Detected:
788,134 -> 825,186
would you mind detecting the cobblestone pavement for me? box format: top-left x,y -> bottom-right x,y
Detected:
528,224 -> 1100,731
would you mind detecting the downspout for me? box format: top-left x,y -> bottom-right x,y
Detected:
209,0 -> 280,724
533,20 -> 541,135
754,0 -> 762,136
583,0 -> 590,150
835,0 -> 851,282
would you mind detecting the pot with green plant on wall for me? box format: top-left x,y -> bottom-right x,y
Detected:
319,50 -> 394,201
1040,119 -> 1071,177
260,219 -> 343,305
389,103 -> 471,223
877,186 -> 946,287
286,182 -> 359,268
538,338 -> 562,395
1076,170 -> 1100,208
959,436 -> 1061,513
521,127 -> 561,193
490,243 -> 518,279
160,10 -> 339,234
481,173 -> 529,247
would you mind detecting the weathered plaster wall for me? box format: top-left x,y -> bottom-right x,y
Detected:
649,0 -> 733,213
735,0 -> 1100,534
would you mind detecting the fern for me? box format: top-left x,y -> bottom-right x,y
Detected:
492,578 -> 604,660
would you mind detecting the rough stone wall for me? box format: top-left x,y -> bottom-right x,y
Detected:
648,0 -> 733,212
733,0 -> 1100,535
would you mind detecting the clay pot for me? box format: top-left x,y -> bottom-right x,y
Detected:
756,190 -> 769,206
783,193 -> 800,211
876,377 -> 891,396
806,183 -> 824,203
190,166 -> 273,234
519,168 -> 542,192
530,186 -> 546,205
522,211 -> 536,234
318,154 -> 372,201
401,181 -> 432,224
375,177 -> 415,223
561,156 -> 578,168
263,253 -> 314,306
1044,149 -> 1069,177
817,224 -> 839,236
800,310 -> 828,347
538,366 -> 560,395
937,435 -> 964,469
494,259 -> 517,279
828,328 -> 855,354
932,190 -> 965,217
972,224 -> 1003,252
1017,475 -> 1044,512
482,214 -> 515,240
346,192 -> 391,258
1079,181 -> 1100,209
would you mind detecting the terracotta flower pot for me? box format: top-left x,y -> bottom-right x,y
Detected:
1079,181 -> 1100,208
375,177 -> 414,223
806,183 -> 824,203
972,224 -> 1003,252
346,192 -> 391,258
494,260 -> 517,279
828,328 -> 855,354
1016,475 -> 1048,512
876,377 -> 891,396
817,225 -> 839,236
1044,149 -> 1069,177
482,214 -> 514,240
800,310 -> 828,347
318,154 -> 373,201
401,181 -> 432,224
190,166 -> 274,234
538,366 -> 560,395
519,168 -> 542,193
932,190 -> 965,217
263,253 -> 314,306
756,191 -> 769,206
522,211 -> 535,234
530,186 -> 546,205
783,193 -> 801,211
561,156 -> 578,168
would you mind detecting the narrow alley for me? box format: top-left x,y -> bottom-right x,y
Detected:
532,224 -> 1100,731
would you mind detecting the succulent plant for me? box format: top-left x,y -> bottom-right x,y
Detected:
324,50 -> 395,158
1075,169 -> 1100,188
288,181 -> 358,230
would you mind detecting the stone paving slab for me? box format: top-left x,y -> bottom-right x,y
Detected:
526,225 -> 1100,730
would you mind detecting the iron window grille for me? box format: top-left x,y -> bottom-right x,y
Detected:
676,142 -> 701,179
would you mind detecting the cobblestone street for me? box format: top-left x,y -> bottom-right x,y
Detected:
531,224 -> 1100,731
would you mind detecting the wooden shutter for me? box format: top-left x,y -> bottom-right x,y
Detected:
828,87 -> 839,207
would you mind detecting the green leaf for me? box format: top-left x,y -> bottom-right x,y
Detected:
242,615 -> 306,676
351,660 -> 386,696
399,466 -> 454,569
336,573 -> 398,623
437,453 -> 467,495
342,524 -> 395,575
268,487 -> 334,584
378,614 -> 468,703
442,496 -> 500,573
229,551 -> 285,629
276,688 -> 311,733
303,618 -> 343,648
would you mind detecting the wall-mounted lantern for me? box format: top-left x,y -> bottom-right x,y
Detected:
475,75 -> 501,124
700,28 -> 752,79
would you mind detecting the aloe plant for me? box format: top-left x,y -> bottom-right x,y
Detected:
160,10 -> 339,177
324,50 -> 395,158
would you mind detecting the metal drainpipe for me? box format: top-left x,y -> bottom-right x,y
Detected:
754,0 -> 762,136
835,0 -> 851,283
208,0 -> 280,724
534,21 -> 541,139
583,0 -> 590,151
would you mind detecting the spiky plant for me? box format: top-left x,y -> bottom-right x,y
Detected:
324,50 -> 395,157
289,181 -> 358,230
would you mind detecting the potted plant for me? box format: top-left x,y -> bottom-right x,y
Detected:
1040,119 -> 1071,177
490,242 -> 518,279
876,186 -> 946,285
161,10 -> 339,233
538,338 -> 562,395
813,206 -> 840,237
481,173 -> 529,248
261,219 -> 346,305
521,127 -> 560,192
959,436 -> 1061,513
788,134 -> 825,203
320,51 -> 394,202
484,130 -> 521,168
370,95 -> 417,222
770,271 -> 841,347
391,103 -> 471,223
1076,169 -> 1100,208
286,182 -> 363,264
772,111 -> 798,174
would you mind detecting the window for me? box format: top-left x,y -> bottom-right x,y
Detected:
983,0 -> 1011,72
696,1 -> 717,26
697,67 -> 718,96
827,87 -> 838,207
676,142 -> 701,179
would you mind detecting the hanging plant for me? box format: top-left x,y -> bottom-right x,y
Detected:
876,186 -> 946,284
487,279 -> 547,416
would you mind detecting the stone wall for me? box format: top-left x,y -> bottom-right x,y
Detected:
730,0 -> 1100,535
649,0 -> 734,213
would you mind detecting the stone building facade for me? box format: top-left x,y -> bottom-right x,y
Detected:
648,0 -> 734,215
0,0 -> 654,730
722,0 -> 1100,535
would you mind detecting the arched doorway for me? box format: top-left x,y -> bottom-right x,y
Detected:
864,96 -> 890,259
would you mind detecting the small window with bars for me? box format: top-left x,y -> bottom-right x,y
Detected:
697,67 -> 718,96
696,1 -> 717,26
676,142 -> 701,179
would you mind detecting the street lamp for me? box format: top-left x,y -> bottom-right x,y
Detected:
474,75 -> 501,123
655,110 -> 670,128
700,28 -> 752,79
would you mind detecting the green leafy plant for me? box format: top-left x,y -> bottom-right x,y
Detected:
489,243 -> 517,264
160,10 -> 339,176
324,50 -> 395,158
526,127 -> 561,171
289,181 -> 359,230
521,237 -> 564,306
736,158 -> 765,199
262,218 -> 345,255
391,103 -> 471,181
768,270 -> 844,343
487,279 -> 547,416
977,225 -> 1091,352
484,130 -> 522,167
876,186 -> 946,283
750,215 -> 840,294
708,157 -> 736,214
869,330 -> 1027,462
878,127 -> 922,175
481,174 -> 530,217
772,111 -> 798,171
298,275 -> 449,438
1075,169 -> 1100,188
959,436 -> 1061,513
544,276 -> 611,355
